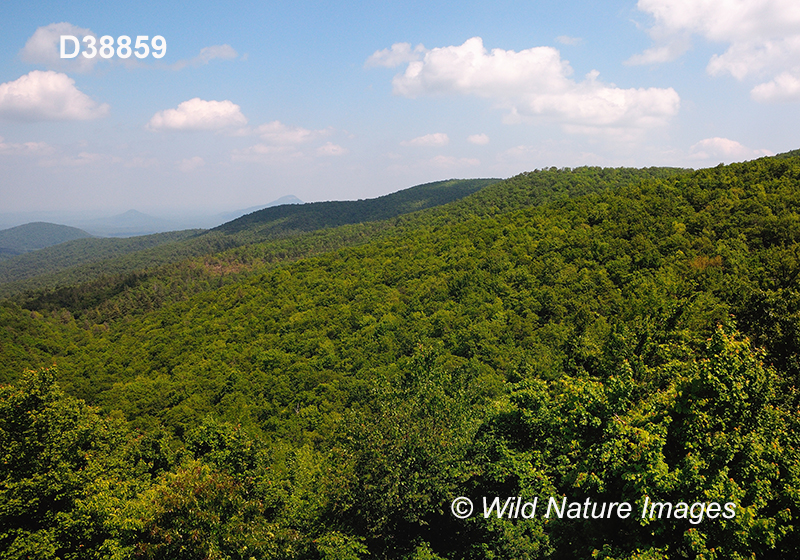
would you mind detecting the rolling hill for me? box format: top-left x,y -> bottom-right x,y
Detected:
0,222 -> 93,257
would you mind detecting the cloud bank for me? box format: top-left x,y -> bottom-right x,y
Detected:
630,0 -> 800,102
377,37 -> 680,133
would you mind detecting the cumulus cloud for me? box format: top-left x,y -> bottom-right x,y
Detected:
172,44 -> 238,70
629,0 -> 800,101
178,156 -> 205,172
689,137 -> 773,162
148,98 -> 247,131
316,141 -> 348,156
0,71 -> 109,121
467,133 -> 490,145
751,71 -> 800,101
20,22 -> 98,73
254,120 -> 330,144
401,132 -> 450,147
383,37 -> 679,132
365,42 -> 426,68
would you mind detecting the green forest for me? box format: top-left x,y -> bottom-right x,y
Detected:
2,156 -> 800,558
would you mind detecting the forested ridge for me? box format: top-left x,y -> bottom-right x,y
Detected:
2,157 -> 800,558
0,179 -> 499,299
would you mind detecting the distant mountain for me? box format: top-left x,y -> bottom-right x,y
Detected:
76,210 -> 180,237
0,222 -> 93,257
264,195 -> 303,207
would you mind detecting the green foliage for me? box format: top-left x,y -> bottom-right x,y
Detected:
0,368 -> 144,559
327,345 -> 490,557
134,461 -> 286,560
0,229 -> 204,297
216,178 -> 500,235
479,326 -> 800,558
0,179 -> 499,300
3,156 -> 800,557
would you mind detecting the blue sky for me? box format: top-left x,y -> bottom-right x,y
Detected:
1,0 -> 799,217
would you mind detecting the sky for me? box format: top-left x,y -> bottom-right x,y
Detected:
1,0 -> 799,219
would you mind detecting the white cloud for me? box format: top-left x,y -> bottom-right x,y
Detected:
178,156 -> 205,172
386,37 -> 679,132
556,36 -> 583,46
633,0 -> 800,47
316,142 -> 348,156
172,44 -> 238,70
20,22 -> 98,73
689,137 -> 773,161
751,71 -> 800,101
467,133 -> 490,145
630,0 -> 800,102
148,98 -> 247,131
0,71 -> 109,121
0,136 -> 54,156
400,132 -> 450,147
254,120 -> 330,144
365,42 -> 426,68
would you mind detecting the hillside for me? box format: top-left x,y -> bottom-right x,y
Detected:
0,179 -> 499,299
2,156 -> 800,558
0,221 -> 92,256
5,169 -> 679,325
0,229 -> 206,298
213,178 -> 500,236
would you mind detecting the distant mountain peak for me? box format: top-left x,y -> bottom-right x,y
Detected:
266,195 -> 303,207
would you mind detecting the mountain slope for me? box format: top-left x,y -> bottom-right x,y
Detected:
0,179 -> 499,298
3,155 -> 800,558
0,230 -> 205,297
0,222 -> 93,256
4,168 -> 683,322
214,178 -> 499,236
16,155 -> 796,427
